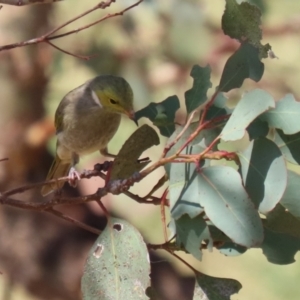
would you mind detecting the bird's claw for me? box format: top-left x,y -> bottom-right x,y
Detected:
68,167 -> 81,187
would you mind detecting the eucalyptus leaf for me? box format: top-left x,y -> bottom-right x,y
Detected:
274,129 -> 300,164
111,124 -> 159,180
81,218 -> 150,300
169,160 -> 204,220
185,64 -> 212,114
176,214 -> 212,261
261,94 -> 300,134
198,166 -> 263,247
281,170 -> 300,219
261,227 -> 300,265
218,242 -> 247,257
246,118 -> 269,140
222,0 -> 271,58
194,271 -> 242,300
220,89 -> 274,141
265,204 -> 300,238
135,95 -> 180,137
238,138 -> 287,214
218,43 -> 264,92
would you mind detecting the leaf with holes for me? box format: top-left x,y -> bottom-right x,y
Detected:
238,137 -> 287,214
81,218 -> 150,300
198,166 -> 263,247
220,89 -> 274,141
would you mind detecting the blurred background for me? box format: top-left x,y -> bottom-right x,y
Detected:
0,0 -> 300,299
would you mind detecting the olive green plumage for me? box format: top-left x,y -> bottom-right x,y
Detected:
41,75 -> 135,196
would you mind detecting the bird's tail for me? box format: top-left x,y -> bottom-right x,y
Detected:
41,155 -> 70,196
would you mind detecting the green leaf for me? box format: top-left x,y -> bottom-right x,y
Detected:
81,218 -> 150,300
185,65 -> 212,114
198,166 -> 263,247
220,89 -> 275,141
281,170 -> 300,219
238,138 -> 287,214
166,123 -> 210,214
205,92 -> 232,120
175,214 -> 212,260
265,204 -> 300,238
274,129 -> 300,164
261,227 -> 300,265
111,124 -> 159,180
218,242 -> 247,257
246,118 -> 269,140
135,95 -> 180,137
209,225 -> 248,256
194,271 -> 242,300
222,0 -> 271,58
240,0 -> 266,13
165,121 -> 214,218
166,123 -> 205,156
218,43 -> 265,92
261,94 -> 300,134
169,161 -> 204,219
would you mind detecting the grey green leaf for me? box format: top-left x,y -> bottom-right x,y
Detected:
238,138 -> 287,214
280,170 -> 300,219
198,166 -> 263,247
176,214 -> 212,261
81,218 -> 150,300
274,129 -> 300,164
220,89 -> 274,141
261,94 -> 300,135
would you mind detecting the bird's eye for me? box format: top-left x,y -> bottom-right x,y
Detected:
110,99 -> 117,105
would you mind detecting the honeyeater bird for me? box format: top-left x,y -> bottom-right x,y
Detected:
41,75 -> 136,196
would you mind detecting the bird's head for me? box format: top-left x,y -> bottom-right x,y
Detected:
90,75 -> 136,122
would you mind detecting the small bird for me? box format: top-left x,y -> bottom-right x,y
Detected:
41,75 -> 136,196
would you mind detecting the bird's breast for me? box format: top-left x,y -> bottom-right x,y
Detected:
58,108 -> 121,155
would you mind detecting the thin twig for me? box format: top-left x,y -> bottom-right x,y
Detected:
46,41 -> 96,60
199,90 -> 220,126
163,109 -> 198,158
47,208 -> 101,235
160,188 -> 169,242
175,120 -> 210,155
0,0 -> 144,56
1,0 -> 63,6
48,0 -> 143,41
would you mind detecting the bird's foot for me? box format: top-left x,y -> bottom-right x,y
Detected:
68,167 -> 81,187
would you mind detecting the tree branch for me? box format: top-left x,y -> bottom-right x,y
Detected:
0,0 -> 63,5
0,0 -> 144,57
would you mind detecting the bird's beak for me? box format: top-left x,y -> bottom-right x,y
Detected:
126,110 -> 138,126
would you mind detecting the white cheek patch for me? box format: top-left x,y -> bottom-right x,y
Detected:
91,90 -> 102,108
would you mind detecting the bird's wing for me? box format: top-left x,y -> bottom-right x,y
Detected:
54,83 -> 91,134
